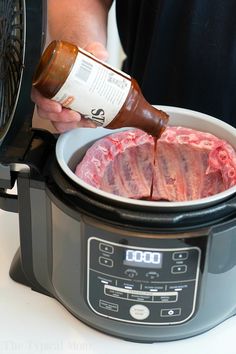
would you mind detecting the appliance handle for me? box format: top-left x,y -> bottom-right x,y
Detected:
0,164 -> 19,212
0,188 -> 18,213
0,163 -> 30,213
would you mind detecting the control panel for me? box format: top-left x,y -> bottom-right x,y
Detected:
87,237 -> 201,325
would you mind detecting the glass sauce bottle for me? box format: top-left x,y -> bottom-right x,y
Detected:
33,40 -> 169,137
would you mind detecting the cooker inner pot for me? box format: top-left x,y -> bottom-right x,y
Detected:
56,106 -> 236,211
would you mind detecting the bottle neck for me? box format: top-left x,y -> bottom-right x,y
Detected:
107,79 -> 169,137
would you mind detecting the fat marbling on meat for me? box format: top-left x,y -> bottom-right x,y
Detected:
75,127 -> 236,201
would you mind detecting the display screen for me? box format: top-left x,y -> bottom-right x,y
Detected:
123,249 -> 163,268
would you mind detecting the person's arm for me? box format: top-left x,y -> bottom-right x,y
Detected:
48,0 -> 112,52
31,0 -> 113,133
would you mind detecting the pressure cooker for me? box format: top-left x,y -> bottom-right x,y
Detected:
1,0 -> 236,343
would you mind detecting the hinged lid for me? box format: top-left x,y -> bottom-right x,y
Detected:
0,0 -> 46,162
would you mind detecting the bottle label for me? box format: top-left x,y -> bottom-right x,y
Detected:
52,48 -> 131,126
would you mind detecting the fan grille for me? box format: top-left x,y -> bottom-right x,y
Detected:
0,0 -> 24,140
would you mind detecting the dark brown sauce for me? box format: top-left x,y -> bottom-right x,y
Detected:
153,136 -> 158,151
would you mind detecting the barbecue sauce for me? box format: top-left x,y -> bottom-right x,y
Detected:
33,40 -> 169,138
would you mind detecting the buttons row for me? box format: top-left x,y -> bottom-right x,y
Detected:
124,269 -> 160,279
98,257 -> 188,275
104,285 -> 178,303
98,300 -> 181,321
98,243 -> 189,261
98,277 -> 191,293
129,304 -> 181,320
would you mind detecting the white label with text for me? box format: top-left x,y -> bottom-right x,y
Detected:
52,48 -> 131,126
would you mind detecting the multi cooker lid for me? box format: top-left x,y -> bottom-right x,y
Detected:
0,0 -> 46,159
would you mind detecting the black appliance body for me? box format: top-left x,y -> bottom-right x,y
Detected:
1,0 -> 236,344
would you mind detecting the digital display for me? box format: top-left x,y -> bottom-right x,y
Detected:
124,249 -> 163,268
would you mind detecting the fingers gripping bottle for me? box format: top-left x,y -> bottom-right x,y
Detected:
33,40 -> 169,137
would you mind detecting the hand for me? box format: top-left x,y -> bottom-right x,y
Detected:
31,42 -> 109,133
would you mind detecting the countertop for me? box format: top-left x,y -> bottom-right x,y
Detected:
0,208 -> 236,354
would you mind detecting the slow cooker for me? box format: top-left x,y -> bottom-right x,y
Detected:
1,0 -> 236,343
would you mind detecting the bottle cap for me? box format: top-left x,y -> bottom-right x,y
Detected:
33,40 -> 78,98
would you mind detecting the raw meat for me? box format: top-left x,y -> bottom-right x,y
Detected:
75,130 -> 155,199
75,127 -> 236,201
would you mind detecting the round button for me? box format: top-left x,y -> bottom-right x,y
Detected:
129,304 -> 150,320
168,310 -> 174,316
124,269 -> 138,278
